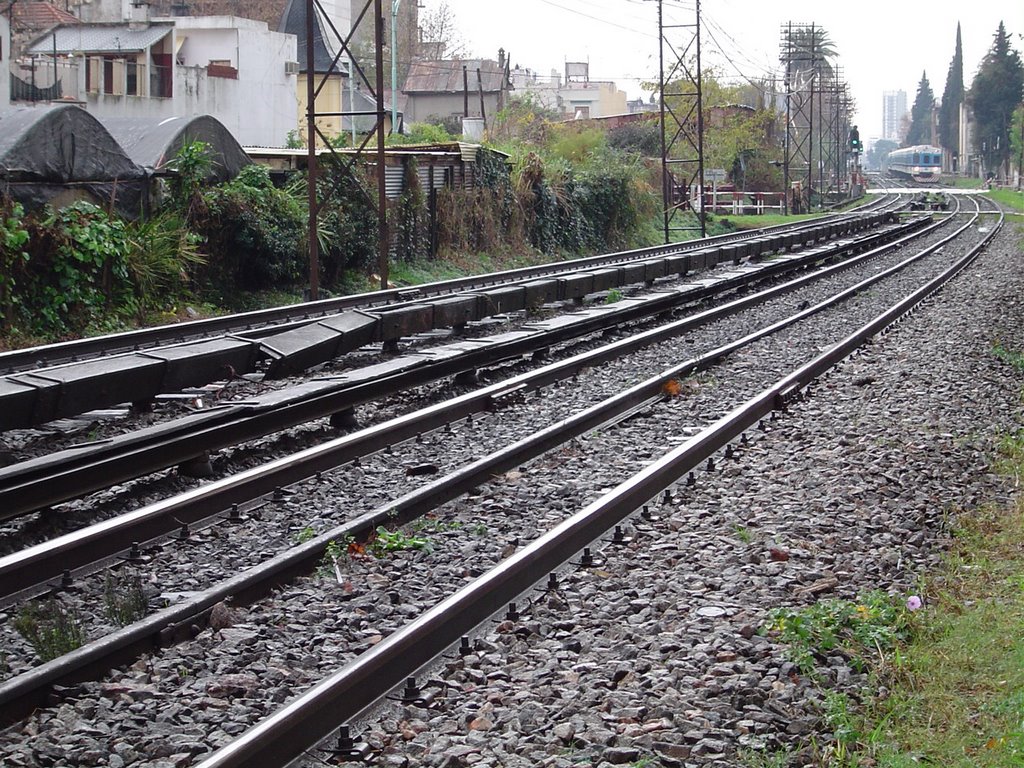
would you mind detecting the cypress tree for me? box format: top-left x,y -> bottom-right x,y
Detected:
938,24 -> 964,164
905,72 -> 935,146
969,22 -> 1024,177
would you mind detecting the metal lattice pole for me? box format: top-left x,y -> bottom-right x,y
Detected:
654,0 -> 705,240
305,0 -> 391,298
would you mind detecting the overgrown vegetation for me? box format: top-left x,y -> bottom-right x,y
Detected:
0,76 -> 788,347
765,591 -> 915,678
103,570 -> 149,627
13,599 -> 87,662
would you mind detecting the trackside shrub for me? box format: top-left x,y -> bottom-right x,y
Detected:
194,166 -> 306,289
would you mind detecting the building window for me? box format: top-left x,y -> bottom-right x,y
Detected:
103,57 -> 114,93
127,60 -> 138,95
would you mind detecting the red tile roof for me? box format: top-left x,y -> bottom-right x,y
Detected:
10,2 -> 81,31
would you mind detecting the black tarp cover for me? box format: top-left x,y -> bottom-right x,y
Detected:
101,114 -> 251,183
0,104 -> 146,216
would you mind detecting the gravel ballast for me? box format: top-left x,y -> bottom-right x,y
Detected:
0,216 -> 1018,767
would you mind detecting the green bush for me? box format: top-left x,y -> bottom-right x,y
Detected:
315,164 -> 378,282
196,171 -> 306,290
12,201 -> 133,335
608,121 -> 662,156
0,199 -> 30,327
389,122 -> 456,146
124,211 -> 204,319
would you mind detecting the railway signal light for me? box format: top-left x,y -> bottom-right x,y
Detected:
849,125 -> 861,153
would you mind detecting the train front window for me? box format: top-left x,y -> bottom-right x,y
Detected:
913,153 -> 920,164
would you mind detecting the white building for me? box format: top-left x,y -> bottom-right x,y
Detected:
511,62 -> 626,120
25,13 -> 298,146
882,90 -> 907,142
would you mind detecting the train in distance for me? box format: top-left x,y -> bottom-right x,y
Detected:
886,145 -> 943,183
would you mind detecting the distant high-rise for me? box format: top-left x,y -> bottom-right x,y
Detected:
882,90 -> 907,141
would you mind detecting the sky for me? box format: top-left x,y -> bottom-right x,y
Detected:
419,0 -> 1024,143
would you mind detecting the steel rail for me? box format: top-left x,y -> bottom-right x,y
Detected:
0,199 -> 968,725
0,212 -> 956,601
0,200 -> 896,375
0,215 -> 929,518
196,201 -> 1003,768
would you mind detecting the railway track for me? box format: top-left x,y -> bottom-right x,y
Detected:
0,210 -> 929,521
0,198 -> 896,378
0,195 -> 1006,767
0,204 -> 907,433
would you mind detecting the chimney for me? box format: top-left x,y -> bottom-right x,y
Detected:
128,0 -> 150,30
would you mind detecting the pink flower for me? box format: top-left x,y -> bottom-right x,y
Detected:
906,595 -> 923,611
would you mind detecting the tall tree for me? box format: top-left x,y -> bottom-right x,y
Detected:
905,72 -> 935,146
969,21 -> 1024,178
418,0 -> 468,59
938,24 -> 964,162
781,24 -> 837,90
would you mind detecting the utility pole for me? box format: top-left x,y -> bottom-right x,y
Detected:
391,0 -> 401,134
651,0 -> 705,241
304,0 -> 391,296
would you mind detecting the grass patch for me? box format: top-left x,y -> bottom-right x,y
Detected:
984,188 -> 1024,221
860,504 -> 1024,767
720,212 -> 825,230
762,418 -> 1024,767
941,176 -> 988,189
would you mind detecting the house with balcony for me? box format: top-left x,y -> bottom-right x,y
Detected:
23,12 -> 298,146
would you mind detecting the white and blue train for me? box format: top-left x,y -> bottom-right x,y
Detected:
887,145 -> 943,183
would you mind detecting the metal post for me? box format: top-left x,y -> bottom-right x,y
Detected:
653,0 -> 705,240
390,0 -> 400,134
349,56 -> 357,144
476,67 -> 486,127
694,0 -> 705,238
783,28 -> 790,216
374,0 -> 389,290
807,24 -> 815,212
305,0 -> 319,300
656,0 -> 669,243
